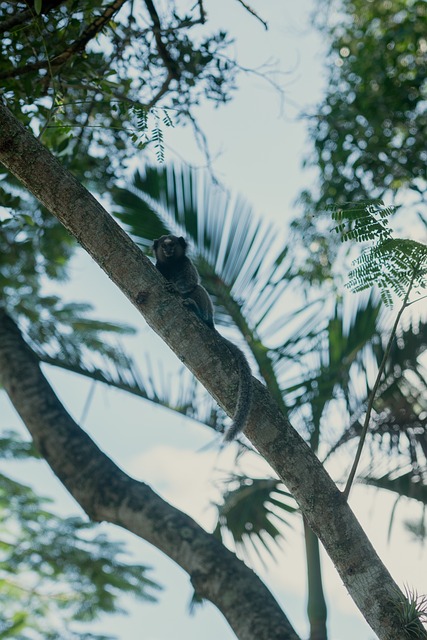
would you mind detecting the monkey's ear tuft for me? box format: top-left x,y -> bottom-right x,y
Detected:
153,239 -> 159,251
178,236 -> 187,249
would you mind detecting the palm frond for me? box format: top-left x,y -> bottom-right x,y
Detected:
32,340 -> 227,434
113,164 -> 297,413
213,474 -> 298,561
324,318 -> 427,473
113,164 -> 291,336
404,513 -> 427,543
362,469 -> 427,505
282,295 -> 382,415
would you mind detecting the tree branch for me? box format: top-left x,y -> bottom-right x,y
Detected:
142,0 -> 180,109
0,0 -> 68,35
0,310 -> 299,640
234,0 -> 268,30
0,100 -> 425,640
0,0 -> 129,81
344,270 -> 418,499
0,8 -> 33,34
144,0 -> 179,79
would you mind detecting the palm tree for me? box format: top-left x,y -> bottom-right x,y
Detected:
3,164 -> 424,639
111,163 -> 427,640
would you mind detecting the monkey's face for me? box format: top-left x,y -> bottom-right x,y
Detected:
153,235 -> 187,262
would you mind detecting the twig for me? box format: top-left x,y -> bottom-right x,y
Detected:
343,267 -> 419,499
234,0 -> 268,30
197,0 -> 207,24
0,0 -> 129,81
0,9 -> 33,34
144,0 -> 179,79
146,71 -> 174,110
60,83 -> 150,109
407,293 -> 427,307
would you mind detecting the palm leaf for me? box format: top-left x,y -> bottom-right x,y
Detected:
363,469 -> 427,505
113,164 -> 295,412
113,165 -> 291,336
282,295 -> 382,416
31,337 -> 227,434
212,474 -> 298,561
325,316 -> 427,459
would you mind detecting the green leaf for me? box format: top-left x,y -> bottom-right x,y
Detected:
213,475 -> 297,560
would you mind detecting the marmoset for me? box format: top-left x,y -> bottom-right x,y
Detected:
153,234 -> 252,442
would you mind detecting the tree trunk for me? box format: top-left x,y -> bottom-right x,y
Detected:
1,100 -> 425,640
304,518 -> 328,640
0,310 -> 300,640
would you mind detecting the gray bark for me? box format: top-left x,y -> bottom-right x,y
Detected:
0,100 -> 425,640
0,310 -> 300,640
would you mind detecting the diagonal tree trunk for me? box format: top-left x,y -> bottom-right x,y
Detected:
0,310 -> 300,640
0,101 -> 425,640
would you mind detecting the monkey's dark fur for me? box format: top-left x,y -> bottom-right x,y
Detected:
153,234 -> 252,442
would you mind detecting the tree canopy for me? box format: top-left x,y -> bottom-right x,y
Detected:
0,1 -> 426,639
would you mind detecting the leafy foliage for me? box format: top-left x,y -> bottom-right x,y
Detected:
113,166 -> 427,500
114,165 -> 291,324
292,0 -> 426,284
0,182 -> 229,435
0,431 -> 160,639
34,341 -> 230,436
326,313 -> 427,495
308,0 -> 427,204
212,475 -> 297,562
347,238 -> 427,305
393,586 -> 427,639
363,470 -> 427,505
0,0 -> 239,184
331,200 -> 395,243
0,182 -> 145,399
0,177 -> 75,288
330,200 -> 427,305
113,163 -> 299,416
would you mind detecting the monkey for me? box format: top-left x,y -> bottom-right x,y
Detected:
153,234 -> 252,442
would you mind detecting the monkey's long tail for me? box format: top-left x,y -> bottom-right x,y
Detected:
220,337 -> 252,442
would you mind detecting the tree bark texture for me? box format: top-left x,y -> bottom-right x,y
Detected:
1,100 -> 425,640
0,310 -> 300,640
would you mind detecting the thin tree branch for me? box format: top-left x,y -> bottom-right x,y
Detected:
141,0 -> 181,109
344,268 -> 419,499
0,0 -> 129,81
234,0 -> 268,30
0,8 -> 33,34
197,0 -> 207,24
146,71 -> 174,110
144,0 -> 179,79
0,0 -> 67,34
60,83 -> 149,109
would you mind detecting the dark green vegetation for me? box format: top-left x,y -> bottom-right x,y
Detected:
0,0 -> 426,639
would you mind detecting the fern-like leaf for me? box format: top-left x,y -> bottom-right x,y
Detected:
330,200 -> 394,243
151,115 -> 165,163
329,200 -> 427,306
348,239 -> 427,306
